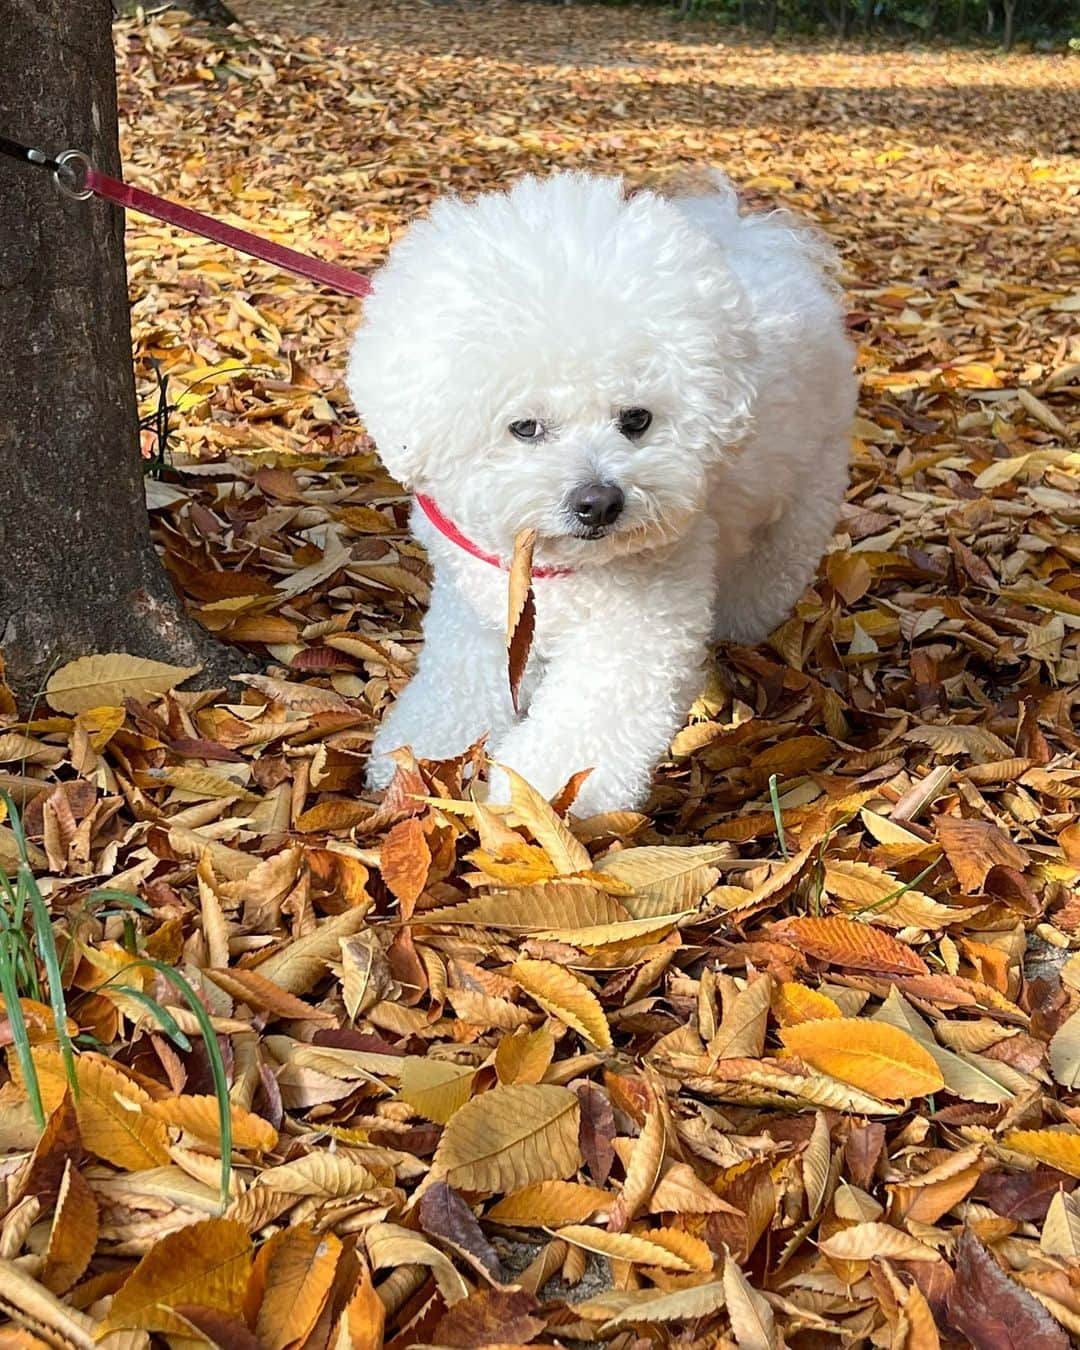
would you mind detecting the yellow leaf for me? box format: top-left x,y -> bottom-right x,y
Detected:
486,1180 -> 611,1226
498,764 -> 592,875
1003,1129 -> 1080,1179
780,1020 -> 944,1100
705,974 -> 772,1064
205,966 -> 334,1023
615,1094 -> 665,1225
817,1221 -> 940,1262
723,1249 -> 777,1350
1041,1190 -> 1080,1259
255,1225 -> 342,1350
511,958 -> 612,1050
31,1050 -> 170,1171
98,1218 -> 252,1334
554,1225 -> 696,1272
143,1094 -> 277,1152
45,654 -> 201,715
256,1153 -> 378,1197
174,358 -> 248,412
594,844 -> 731,917
532,911 -> 691,948
253,906 -> 372,994
426,1083 -> 581,1195
600,1281 -> 727,1330
366,1223 -> 469,1306
422,885 -> 628,929
75,705 -> 127,752
399,1057 -> 476,1125
642,1227 -> 714,1272
495,1026 -> 556,1085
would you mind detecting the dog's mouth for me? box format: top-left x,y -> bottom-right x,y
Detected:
568,522 -> 614,542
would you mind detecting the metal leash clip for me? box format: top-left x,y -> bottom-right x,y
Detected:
53,149 -> 94,201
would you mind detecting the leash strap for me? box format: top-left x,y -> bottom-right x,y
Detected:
416,493 -> 574,579
1,136 -> 372,300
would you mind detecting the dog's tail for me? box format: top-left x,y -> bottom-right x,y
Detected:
664,169 -> 844,289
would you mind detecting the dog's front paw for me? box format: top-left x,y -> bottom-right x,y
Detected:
364,752 -> 397,793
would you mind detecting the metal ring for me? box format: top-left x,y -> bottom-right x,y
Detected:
53,149 -> 94,201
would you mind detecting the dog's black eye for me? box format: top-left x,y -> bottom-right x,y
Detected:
509,419 -> 544,442
618,408 -> 652,438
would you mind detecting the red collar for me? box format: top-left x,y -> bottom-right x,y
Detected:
414,493 -> 573,578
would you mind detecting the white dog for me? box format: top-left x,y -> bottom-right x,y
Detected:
348,172 -> 855,816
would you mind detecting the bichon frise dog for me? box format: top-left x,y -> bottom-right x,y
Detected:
349,171 -> 855,816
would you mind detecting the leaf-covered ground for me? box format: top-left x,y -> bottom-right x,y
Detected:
2,3 -> 1080,1346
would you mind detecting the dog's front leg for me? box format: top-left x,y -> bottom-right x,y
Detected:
366,573 -> 515,789
488,547 -> 717,817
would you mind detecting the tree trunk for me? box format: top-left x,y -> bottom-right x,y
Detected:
1001,0 -> 1016,47
862,0 -> 873,35
764,0 -> 779,36
0,0 -> 250,709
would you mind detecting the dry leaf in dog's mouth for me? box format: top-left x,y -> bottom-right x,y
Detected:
507,528 -> 537,714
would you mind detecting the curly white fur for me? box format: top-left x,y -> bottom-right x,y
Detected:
348,171 -> 855,816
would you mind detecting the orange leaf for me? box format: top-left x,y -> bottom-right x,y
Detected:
30,1049 -> 170,1172
143,1094 -> 278,1152
41,1161 -> 97,1295
379,816 -> 432,912
780,1019 -> 944,1100
769,916 -> 929,976
255,1223 -> 343,1350
99,1218 -> 252,1334
772,981 -> 842,1027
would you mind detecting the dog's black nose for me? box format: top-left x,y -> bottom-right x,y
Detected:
567,481 -> 625,530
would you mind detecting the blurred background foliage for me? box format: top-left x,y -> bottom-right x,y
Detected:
599,0 -> 1078,49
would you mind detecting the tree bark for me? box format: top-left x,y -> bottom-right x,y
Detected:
0,0 -> 250,709
1001,0 -> 1017,47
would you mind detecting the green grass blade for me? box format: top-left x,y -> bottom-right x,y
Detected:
108,984 -> 192,1052
0,933 -> 44,1128
22,865 -> 78,1099
768,773 -> 791,861
85,888 -> 153,916
117,959 -> 232,1208
851,857 -> 941,918
0,792 -> 77,1095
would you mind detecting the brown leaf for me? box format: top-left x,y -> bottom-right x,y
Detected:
936,816 -> 1031,894
41,1162 -> 97,1295
946,1226 -> 1069,1349
419,1181 -> 504,1283
433,1287 -> 545,1348
507,527 -> 537,715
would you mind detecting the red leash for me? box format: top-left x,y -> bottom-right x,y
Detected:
85,166 -> 373,299
416,494 -> 573,579
0,139 -> 372,299
1,138 -> 577,579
